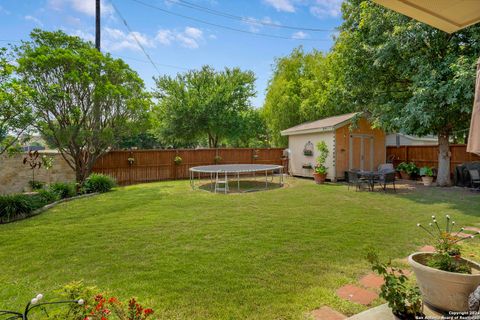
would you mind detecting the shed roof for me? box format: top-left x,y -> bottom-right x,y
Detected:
280,112 -> 360,136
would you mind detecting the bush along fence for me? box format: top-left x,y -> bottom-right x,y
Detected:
0,174 -> 116,224
386,144 -> 480,175
92,148 -> 285,185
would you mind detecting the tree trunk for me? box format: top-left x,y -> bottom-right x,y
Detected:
437,133 -> 451,187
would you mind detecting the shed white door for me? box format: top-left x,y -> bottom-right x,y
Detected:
349,134 -> 374,171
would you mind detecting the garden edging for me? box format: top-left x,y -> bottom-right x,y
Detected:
0,192 -> 100,224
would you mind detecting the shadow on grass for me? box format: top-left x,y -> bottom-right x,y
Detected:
196,179 -> 284,193
339,179 -> 480,218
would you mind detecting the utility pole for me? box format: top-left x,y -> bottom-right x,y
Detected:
95,0 -> 100,51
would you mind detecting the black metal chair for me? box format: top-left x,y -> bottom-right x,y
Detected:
469,170 -> 480,189
347,170 -> 369,191
377,171 -> 396,192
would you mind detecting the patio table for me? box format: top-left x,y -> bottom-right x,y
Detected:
357,171 -> 382,191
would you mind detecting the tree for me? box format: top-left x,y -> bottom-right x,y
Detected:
263,48 -> 340,146
152,65 -> 256,148
14,29 -> 150,183
332,0 -> 480,186
0,48 -> 33,155
225,108 -> 269,147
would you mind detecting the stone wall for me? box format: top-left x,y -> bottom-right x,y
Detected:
0,151 -> 75,194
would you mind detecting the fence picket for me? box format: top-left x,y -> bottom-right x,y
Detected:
92,148 -> 284,185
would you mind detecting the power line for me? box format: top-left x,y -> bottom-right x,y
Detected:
110,0 -> 162,75
113,54 -> 189,71
162,0 -> 334,32
128,0 -> 332,42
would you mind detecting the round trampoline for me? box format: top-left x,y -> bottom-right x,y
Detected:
189,164 -> 284,193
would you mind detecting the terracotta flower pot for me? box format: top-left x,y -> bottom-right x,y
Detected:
313,172 -> 326,184
408,252 -> 480,312
400,172 -> 411,180
421,176 -> 434,186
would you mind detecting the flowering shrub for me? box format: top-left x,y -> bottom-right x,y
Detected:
367,251 -> 423,318
83,295 -> 154,320
417,215 -> 479,274
40,282 -> 155,320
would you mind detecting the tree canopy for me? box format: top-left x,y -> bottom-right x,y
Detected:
152,65 -> 261,148
14,29 -> 150,182
263,0 -> 480,185
332,0 -> 480,185
0,48 -> 33,155
263,48 -> 340,146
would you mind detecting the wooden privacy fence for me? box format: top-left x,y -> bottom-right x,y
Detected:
386,144 -> 480,174
92,148 -> 285,185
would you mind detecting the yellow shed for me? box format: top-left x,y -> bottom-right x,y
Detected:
281,113 -> 386,181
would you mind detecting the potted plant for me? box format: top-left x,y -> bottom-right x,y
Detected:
396,162 -> 418,180
419,166 -> 434,186
409,215 -> 480,312
174,156 -> 182,165
367,251 -> 424,320
313,141 -> 329,184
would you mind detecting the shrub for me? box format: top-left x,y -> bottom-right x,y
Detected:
0,194 -> 35,222
50,182 -> 77,199
396,162 -> 419,175
28,180 -> 45,191
367,250 -> 423,318
83,173 -> 116,193
37,189 -> 61,204
419,166 -> 434,177
50,281 -> 155,319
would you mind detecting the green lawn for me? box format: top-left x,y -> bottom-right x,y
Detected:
0,179 -> 479,319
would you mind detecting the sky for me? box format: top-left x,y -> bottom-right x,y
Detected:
0,0 -> 343,107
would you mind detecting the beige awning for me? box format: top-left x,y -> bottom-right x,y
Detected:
373,0 -> 480,33
373,0 -> 480,155
467,59 -> 480,155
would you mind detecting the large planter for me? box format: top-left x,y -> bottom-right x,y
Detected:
399,172 -> 411,180
421,176 -> 434,186
408,252 -> 480,312
313,172 -> 326,184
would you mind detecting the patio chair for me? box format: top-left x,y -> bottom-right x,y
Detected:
347,170 -> 369,191
377,171 -> 396,192
469,170 -> 480,189
378,163 -> 394,172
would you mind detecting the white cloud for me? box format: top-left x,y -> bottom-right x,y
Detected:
184,27 -> 203,40
309,0 -> 343,18
243,16 -> 280,33
73,26 -> 206,52
24,15 -> 44,27
263,0 -> 295,12
48,0 -> 113,17
156,30 -> 175,45
72,29 -> 95,43
72,28 -> 155,52
103,27 -> 155,51
292,31 -> 307,39
155,27 -> 205,49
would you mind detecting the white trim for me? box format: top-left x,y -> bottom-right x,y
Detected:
281,126 -> 334,136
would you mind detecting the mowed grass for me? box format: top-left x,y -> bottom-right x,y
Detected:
0,178 -> 479,319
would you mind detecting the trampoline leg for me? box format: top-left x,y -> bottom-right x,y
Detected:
237,172 -> 240,191
265,170 -> 268,189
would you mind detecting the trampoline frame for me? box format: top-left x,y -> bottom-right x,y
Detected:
189,164 -> 284,193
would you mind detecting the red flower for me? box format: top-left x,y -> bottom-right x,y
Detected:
144,308 -> 154,315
